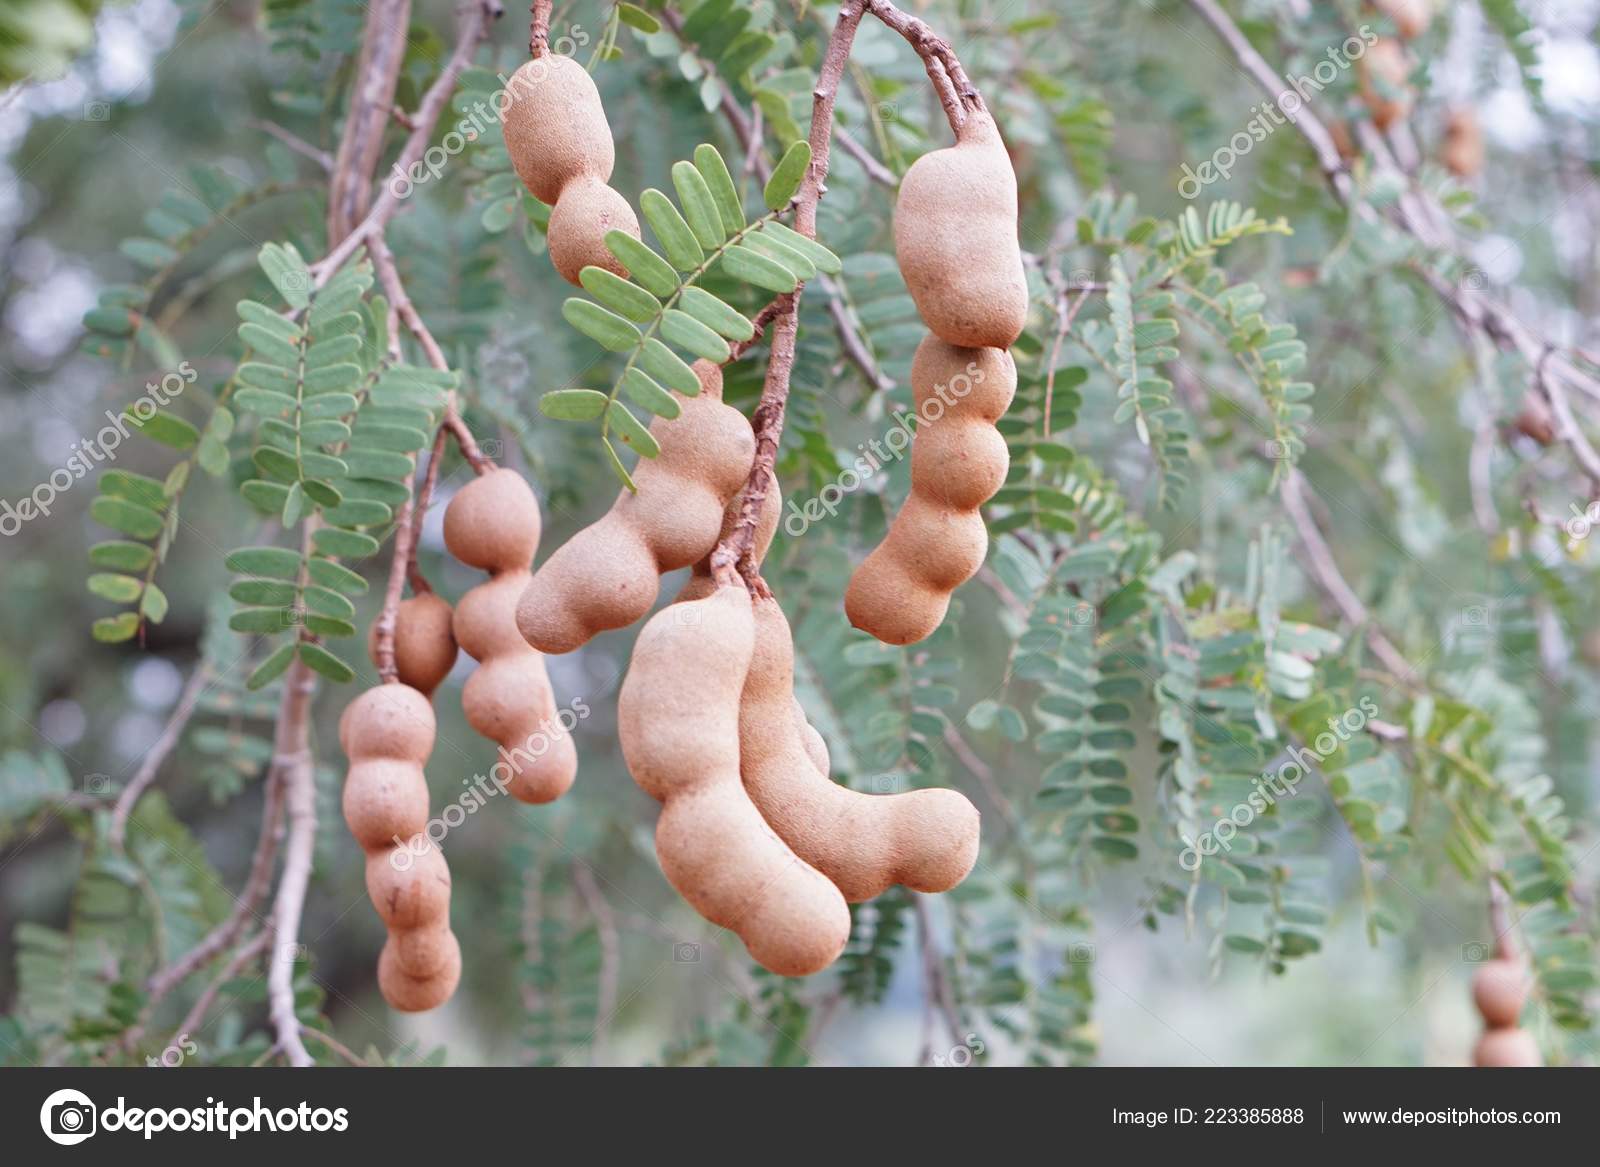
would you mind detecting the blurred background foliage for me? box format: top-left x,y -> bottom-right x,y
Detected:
1,0 -> 1598,1066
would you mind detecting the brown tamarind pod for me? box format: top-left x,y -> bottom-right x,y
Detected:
894,111 -> 1028,349
339,684 -> 459,1012
1442,107 -> 1484,179
446,468 -> 577,804
742,596 -> 980,901
367,592 -> 458,698
794,700 -> 829,774
547,174 -> 639,284
1473,1028 -> 1541,1067
502,55 -> 616,205
517,361 -> 756,653
501,55 -> 641,287
845,337 -> 1016,645
1359,39 -> 1413,130
617,585 -> 850,976
1375,0 -> 1430,40
1473,958 -> 1531,1028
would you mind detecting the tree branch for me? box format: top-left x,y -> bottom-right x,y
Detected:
327,0 -> 412,244
109,663 -> 211,852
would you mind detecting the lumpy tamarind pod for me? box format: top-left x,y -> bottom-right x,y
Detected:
794,700 -> 829,774
618,586 -> 850,976
447,472 -> 578,804
517,361 -> 756,653
742,597 -> 979,901
378,931 -> 462,1013
1442,108 -> 1484,179
548,174 -> 640,285
442,467 -> 542,573
502,55 -> 616,204
1359,39 -> 1412,130
340,684 -> 459,1012
845,337 -> 1016,645
367,592 -> 458,697
1473,1028 -> 1541,1067
1472,958 -> 1530,1028
894,111 -> 1028,349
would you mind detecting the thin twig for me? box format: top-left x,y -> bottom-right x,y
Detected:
529,0 -> 551,57
834,125 -> 899,187
109,663 -> 211,852
266,661 -> 319,1068
327,0 -> 412,244
160,931 -> 271,1064
246,120 -> 334,172
1280,470 -> 1423,688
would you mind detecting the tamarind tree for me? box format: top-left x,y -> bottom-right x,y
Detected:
1,0 -> 1597,1067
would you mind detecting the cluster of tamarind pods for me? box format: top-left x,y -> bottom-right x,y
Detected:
339,43 -> 1028,1006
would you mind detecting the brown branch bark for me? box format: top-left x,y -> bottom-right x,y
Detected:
266,658 -> 318,1067
160,931 -> 271,1065
313,0 -> 503,284
327,0 -> 412,244
110,663 -> 211,852
529,0 -> 551,57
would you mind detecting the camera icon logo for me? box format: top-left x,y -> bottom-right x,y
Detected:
83,102 -> 110,122
1462,941 -> 1491,963
673,941 -> 700,964
40,1088 -> 96,1145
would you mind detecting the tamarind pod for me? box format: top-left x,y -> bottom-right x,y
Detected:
618,586 -> 850,976
1473,1028 -> 1541,1067
845,337 -> 1015,646
340,686 -> 459,1012
365,836 -> 452,930
378,931 -> 462,1013
454,569 -> 578,804
742,597 -> 979,901
1472,958 -> 1530,1028
1358,39 -> 1413,130
548,174 -> 641,285
342,759 -> 432,852
502,55 -> 616,204
367,592 -> 459,697
1442,108 -> 1484,179
443,467 -> 543,574
894,112 -> 1029,350
517,361 -> 756,653
794,700 -> 829,775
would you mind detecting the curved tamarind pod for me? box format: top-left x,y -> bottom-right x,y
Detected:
894,111 -> 1028,349
502,55 -> 616,205
618,585 -> 850,976
845,338 -> 1016,645
1359,39 -> 1412,130
1473,1028 -> 1541,1067
517,361 -> 756,653
743,597 -> 979,901
367,592 -> 458,697
446,470 -> 577,805
1472,958 -> 1530,1029
548,174 -> 640,284
794,701 -> 829,774
339,684 -> 459,1012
